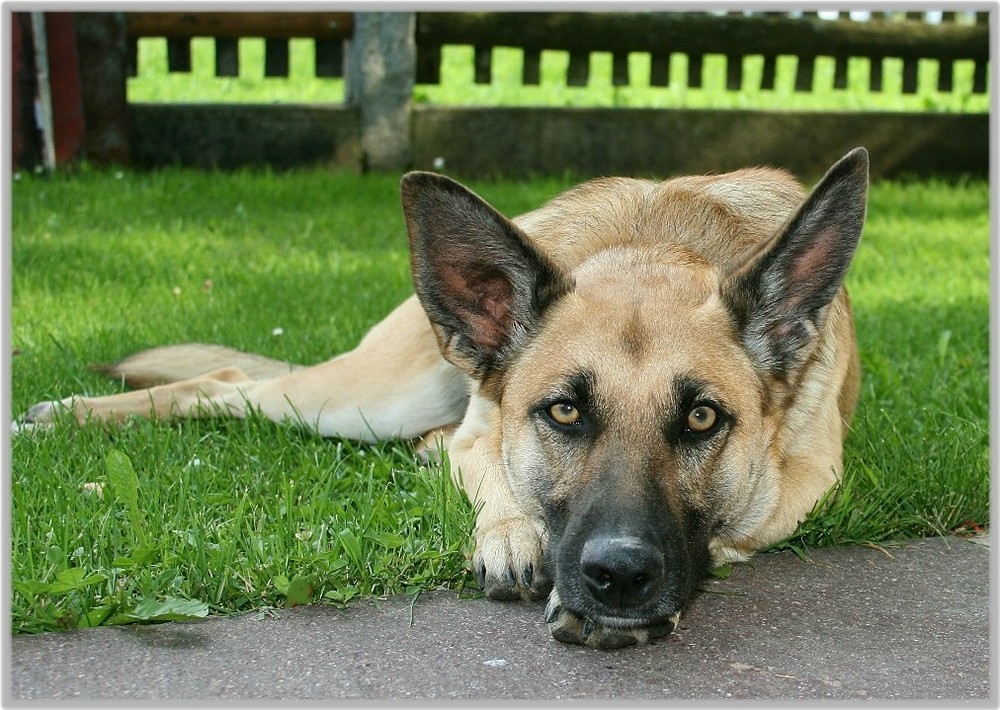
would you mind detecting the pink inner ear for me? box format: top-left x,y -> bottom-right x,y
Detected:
437,263 -> 514,350
469,273 -> 515,349
789,228 -> 836,287
477,276 -> 514,325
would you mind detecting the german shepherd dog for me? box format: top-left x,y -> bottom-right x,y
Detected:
25,148 -> 868,649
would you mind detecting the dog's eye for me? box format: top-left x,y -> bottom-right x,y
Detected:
548,402 -> 582,426
686,405 -> 718,433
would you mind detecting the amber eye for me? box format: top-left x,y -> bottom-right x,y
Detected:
686,405 -> 718,433
548,402 -> 582,426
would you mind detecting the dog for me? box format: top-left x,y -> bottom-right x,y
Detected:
24,148 -> 868,649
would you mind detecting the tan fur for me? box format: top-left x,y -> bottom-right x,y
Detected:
25,150 -> 868,650
513,170 -> 805,274
99,343 -> 303,389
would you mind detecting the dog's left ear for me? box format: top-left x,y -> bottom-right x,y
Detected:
401,171 -> 573,377
722,147 -> 869,376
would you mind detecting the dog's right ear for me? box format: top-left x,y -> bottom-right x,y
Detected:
401,172 -> 573,377
721,147 -> 868,378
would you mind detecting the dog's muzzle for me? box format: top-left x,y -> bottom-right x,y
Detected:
580,535 -> 665,608
545,533 -> 684,649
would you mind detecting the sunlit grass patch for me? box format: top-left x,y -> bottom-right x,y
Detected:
10,168 -> 989,633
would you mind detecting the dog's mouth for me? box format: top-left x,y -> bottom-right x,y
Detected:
540,521 -> 710,648
539,480 -> 713,649
544,588 -> 682,649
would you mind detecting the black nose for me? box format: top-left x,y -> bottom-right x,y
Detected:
580,536 -> 664,608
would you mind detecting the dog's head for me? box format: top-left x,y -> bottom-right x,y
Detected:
401,149 -> 869,648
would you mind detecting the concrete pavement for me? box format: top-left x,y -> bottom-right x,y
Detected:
6,535 -> 993,702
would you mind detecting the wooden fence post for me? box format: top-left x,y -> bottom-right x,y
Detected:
11,13 -> 43,170
74,12 -> 130,165
346,12 -> 415,171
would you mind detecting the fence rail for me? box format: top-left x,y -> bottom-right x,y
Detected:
414,11 -> 990,94
12,10 -> 994,178
122,11 -> 990,95
125,12 -> 353,78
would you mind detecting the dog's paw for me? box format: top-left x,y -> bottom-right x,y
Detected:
473,513 -> 551,602
11,418 -> 47,435
414,425 -> 458,465
16,398 -> 88,433
13,399 -> 74,435
544,589 -> 679,650
23,399 -> 74,425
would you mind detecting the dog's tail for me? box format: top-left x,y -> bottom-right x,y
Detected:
94,343 -> 304,389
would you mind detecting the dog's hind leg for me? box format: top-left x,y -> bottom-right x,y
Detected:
24,295 -> 471,442
230,297 -> 470,440
25,365 -> 258,426
97,343 -> 305,389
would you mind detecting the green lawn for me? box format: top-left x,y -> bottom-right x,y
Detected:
9,168 -> 989,634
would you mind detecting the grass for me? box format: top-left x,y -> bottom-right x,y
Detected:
127,38 -> 990,113
9,167 -> 989,635
8,169 -> 564,634
782,179 -> 991,550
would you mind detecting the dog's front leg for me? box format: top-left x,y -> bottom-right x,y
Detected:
448,395 -> 551,602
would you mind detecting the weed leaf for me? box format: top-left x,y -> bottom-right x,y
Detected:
286,576 -> 315,606
14,568 -> 108,597
709,564 -> 733,580
273,575 -> 291,594
368,532 -> 407,549
105,449 -> 151,548
105,449 -> 139,510
122,596 -> 210,623
78,605 -> 117,628
338,529 -> 363,566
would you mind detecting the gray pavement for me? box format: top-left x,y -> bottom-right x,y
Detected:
6,535 -> 994,702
